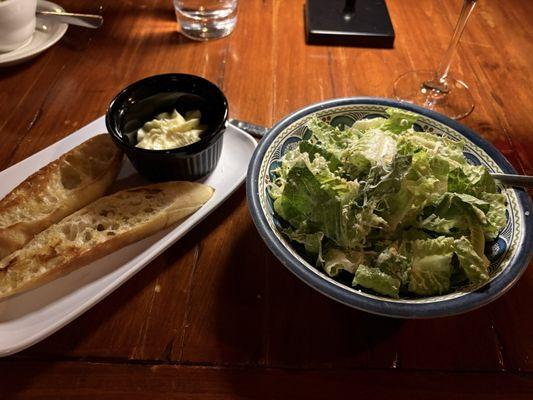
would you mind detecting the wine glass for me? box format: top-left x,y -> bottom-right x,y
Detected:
393,0 -> 477,120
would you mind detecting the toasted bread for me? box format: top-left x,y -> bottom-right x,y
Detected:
0,181 -> 214,299
0,134 -> 123,259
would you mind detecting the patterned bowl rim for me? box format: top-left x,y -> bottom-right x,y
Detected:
246,97 -> 532,318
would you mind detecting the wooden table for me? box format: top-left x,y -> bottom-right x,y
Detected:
1,0 -> 532,398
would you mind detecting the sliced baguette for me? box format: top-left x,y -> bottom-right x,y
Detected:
0,134 -> 123,259
0,181 -> 214,299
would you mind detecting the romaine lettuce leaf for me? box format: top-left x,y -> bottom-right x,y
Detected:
418,214 -> 463,234
341,129 -> 397,170
350,117 -> 387,133
382,150 -> 449,230
466,218 -> 486,260
397,130 -> 465,167
274,164 -> 360,248
283,227 -> 324,260
375,245 -> 411,285
322,247 -> 366,277
434,192 -> 490,225
365,154 -> 412,198
353,264 -> 401,298
453,236 -> 489,284
422,192 -> 504,242
307,117 -> 353,150
480,192 -> 507,240
448,165 -> 496,196
298,141 -> 341,172
380,108 -> 418,134
408,237 -> 454,295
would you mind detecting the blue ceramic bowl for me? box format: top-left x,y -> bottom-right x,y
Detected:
247,97 -> 532,318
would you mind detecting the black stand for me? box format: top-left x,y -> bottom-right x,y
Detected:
305,0 -> 395,48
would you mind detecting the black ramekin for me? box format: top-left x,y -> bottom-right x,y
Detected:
105,73 -> 228,182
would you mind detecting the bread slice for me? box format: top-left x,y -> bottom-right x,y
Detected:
0,134 -> 123,259
0,181 -> 214,299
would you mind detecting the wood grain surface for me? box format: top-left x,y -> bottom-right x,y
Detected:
0,0 -> 532,398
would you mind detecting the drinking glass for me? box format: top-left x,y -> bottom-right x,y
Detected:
173,0 -> 238,41
393,0 -> 477,119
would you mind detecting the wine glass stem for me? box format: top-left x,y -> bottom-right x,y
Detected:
436,0 -> 477,84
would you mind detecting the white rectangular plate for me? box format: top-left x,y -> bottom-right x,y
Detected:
0,116 -> 257,356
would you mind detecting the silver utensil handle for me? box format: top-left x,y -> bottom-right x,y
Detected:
491,173 -> 533,188
228,119 -> 268,138
37,11 -> 103,29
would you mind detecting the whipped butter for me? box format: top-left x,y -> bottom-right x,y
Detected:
136,109 -> 206,150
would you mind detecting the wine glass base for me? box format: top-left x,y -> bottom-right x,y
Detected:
393,69 -> 475,120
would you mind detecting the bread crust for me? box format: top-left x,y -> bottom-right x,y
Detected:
0,182 -> 214,299
0,135 -> 123,259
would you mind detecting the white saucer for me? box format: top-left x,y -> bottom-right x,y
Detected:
0,0 -> 68,67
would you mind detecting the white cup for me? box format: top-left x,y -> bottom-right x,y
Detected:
0,0 -> 38,53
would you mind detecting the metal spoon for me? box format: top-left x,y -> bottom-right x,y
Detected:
37,11 -> 103,29
228,119 -> 268,138
228,118 -> 533,189
490,174 -> 533,188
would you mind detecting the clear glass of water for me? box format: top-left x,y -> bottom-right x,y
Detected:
173,0 -> 238,41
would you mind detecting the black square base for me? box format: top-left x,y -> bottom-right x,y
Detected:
305,0 -> 395,48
